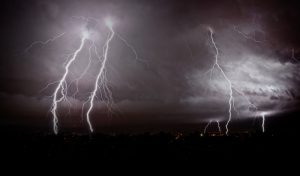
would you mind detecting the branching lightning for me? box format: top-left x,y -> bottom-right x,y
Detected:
207,27 -> 234,135
28,15 -> 268,135
32,17 -> 141,134
233,15 -> 266,43
203,120 -> 222,134
25,32 -> 65,53
233,26 -> 265,43
207,27 -> 258,135
85,19 -> 115,132
70,44 -> 94,98
51,36 -> 87,134
115,33 -> 149,66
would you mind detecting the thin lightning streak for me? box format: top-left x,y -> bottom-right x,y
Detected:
291,48 -> 299,63
115,33 -> 149,66
261,113 -> 265,133
39,81 -> 60,94
71,44 -> 94,98
203,120 -> 212,134
51,36 -> 87,134
86,23 -> 115,133
25,32 -> 65,53
203,120 -> 222,134
115,34 -> 138,61
232,87 -> 258,115
208,27 -> 234,136
216,120 -> 221,134
233,87 -> 256,108
233,25 -> 265,43
183,38 -> 194,60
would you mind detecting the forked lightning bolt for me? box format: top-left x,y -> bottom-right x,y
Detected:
203,120 -> 222,134
32,17 -> 142,134
51,36 -> 87,134
208,27 -> 234,135
29,19 -> 266,134
85,20 -> 115,132
207,27 -> 258,135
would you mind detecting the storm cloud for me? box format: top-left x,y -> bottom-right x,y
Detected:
1,0 -> 300,132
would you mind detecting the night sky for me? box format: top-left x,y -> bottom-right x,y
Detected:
1,0 -> 300,134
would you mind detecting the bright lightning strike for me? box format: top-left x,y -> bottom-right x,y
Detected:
207,27 -> 258,135
261,113 -> 265,133
37,16 -> 141,134
216,120 -> 221,134
51,36 -> 87,134
208,27 -> 234,135
85,19 -> 115,133
70,44 -> 94,98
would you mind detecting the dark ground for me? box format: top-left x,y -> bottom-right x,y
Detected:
0,112 -> 299,161
1,131 -> 299,161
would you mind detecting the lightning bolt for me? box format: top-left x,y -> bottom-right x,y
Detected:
233,26 -> 265,43
216,120 -> 221,134
70,44 -> 94,98
261,113 -> 265,133
51,36 -> 87,134
233,15 -> 266,44
207,27 -> 234,135
115,33 -> 149,66
207,27 -> 258,135
26,15 -> 143,134
203,120 -> 212,134
203,120 -> 222,134
24,32 -> 65,53
40,17 -> 142,134
291,48 -> 299,63
85,20 -> 115,132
